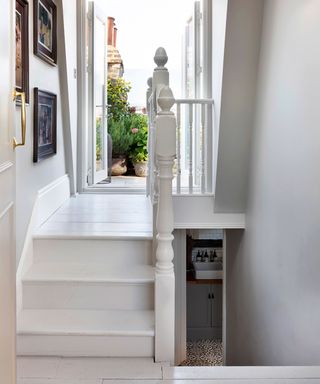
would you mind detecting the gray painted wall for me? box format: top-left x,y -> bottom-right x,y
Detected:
15,0 -> 77,263
213,0 -> 264,213
226,0 -> 320,365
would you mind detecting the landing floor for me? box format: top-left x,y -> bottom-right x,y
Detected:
37,194 -> 153,238
17,356 -> 320,383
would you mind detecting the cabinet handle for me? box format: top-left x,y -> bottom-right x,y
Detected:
13,90 -> 26,149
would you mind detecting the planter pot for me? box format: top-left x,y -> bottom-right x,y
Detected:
133,161 -> 148,177
112,157 -> 127,176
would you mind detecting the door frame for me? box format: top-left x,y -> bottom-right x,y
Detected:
87,1 -> 108,186
174,228 -> 227,366
76,0 -> 146,195
0,0 -> 17,381
76,0 -> 88,193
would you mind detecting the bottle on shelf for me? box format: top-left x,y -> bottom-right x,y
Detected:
204,250 -> 209,262
213,249 -> 217,260
210,250 -> 214,262
196,250 -> 201,262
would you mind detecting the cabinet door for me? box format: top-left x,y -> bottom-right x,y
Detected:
211,284 -> 223,327
187,284 -> 211,328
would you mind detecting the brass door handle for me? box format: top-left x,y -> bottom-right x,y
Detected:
13,90 -> 26,149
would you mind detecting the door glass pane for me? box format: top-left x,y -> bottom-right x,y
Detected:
95,17 -> 106,173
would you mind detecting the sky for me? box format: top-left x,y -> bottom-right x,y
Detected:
94,0 -> 195,105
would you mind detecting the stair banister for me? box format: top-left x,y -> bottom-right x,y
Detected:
154,85 -> 176,364
146,47 -> 176,364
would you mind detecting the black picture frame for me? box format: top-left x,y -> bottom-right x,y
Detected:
16,0 -> 29,104
33,0 -> 57,65
33,88 -> 57,162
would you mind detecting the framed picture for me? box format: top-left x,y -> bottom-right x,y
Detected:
33,0 -> 57,65
16,0 -> 29,104
33,88 -> 57,162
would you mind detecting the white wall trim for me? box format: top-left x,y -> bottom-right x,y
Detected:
222,229 -> 227,366
36,174 -> 71,227
0,161 -> 13,175
59,0 -> 76,195
164,365 -> 320,380
173,195 -> 246,228
16,174 -> 70,314
173,229 -> 187,365
174,220 -> 245,229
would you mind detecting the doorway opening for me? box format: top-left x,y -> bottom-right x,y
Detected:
177,229 -> 225,367
79,0 -> 208,194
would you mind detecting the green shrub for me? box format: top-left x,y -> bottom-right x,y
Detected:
108,117 -> 133,156
107,77 -> 149,162
107,78 -> 131,120
96,117 -> 102,161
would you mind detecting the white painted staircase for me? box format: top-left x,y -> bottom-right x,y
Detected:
17,195 -> 155,357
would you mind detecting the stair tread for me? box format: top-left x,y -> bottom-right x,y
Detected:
33,232 -> 153,240
34,222 -> 153,240
23,263 -> 155,284
18,309 -> 155,336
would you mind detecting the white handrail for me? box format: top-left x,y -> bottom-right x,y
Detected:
176,98 -> 214,104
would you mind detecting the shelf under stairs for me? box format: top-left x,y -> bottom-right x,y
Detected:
17,194 -> 155,357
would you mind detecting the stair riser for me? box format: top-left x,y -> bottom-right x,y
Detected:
17,334 -> 154,357
33,239 -> 153,265
23,282 -> 154,310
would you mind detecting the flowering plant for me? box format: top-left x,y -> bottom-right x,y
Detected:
130,124 -> 148,163
128,114 -> 148,163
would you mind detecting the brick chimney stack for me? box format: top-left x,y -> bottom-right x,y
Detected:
107,16 -> 123,79
113,27 -> 117,48
107,17 -> 115,46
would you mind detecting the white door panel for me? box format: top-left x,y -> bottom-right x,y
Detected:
88,1 -> 108,185
0,0 -> 16,382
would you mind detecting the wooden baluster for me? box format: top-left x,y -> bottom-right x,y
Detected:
201,103 -> 206,194
155,86 -> 176,364
188,103 -> 193,194
146,77 -> 153,197
176,102 -> 181,194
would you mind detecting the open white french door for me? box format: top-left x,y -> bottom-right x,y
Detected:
0,0 -> 17,382
87,1 -> 108,185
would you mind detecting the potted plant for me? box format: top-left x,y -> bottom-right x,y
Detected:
129,120 -> 148,177
108,117 -> 133,176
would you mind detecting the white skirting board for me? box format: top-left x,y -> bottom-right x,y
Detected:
16,174 -> 71,313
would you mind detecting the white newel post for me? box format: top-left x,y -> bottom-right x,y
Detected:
152,47 -> 169,203
155,86 -> 176,364
151,48 -> 170,263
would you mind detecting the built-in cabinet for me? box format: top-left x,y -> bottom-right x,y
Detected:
186,233 -> 223,341
187,282 -> 222,340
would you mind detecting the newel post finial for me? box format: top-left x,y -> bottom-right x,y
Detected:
154,47 -> 168,71
158,86 -> 175,115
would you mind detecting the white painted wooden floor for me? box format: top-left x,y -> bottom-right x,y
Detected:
17,356 -> 320,383
36,194 -> 153,239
